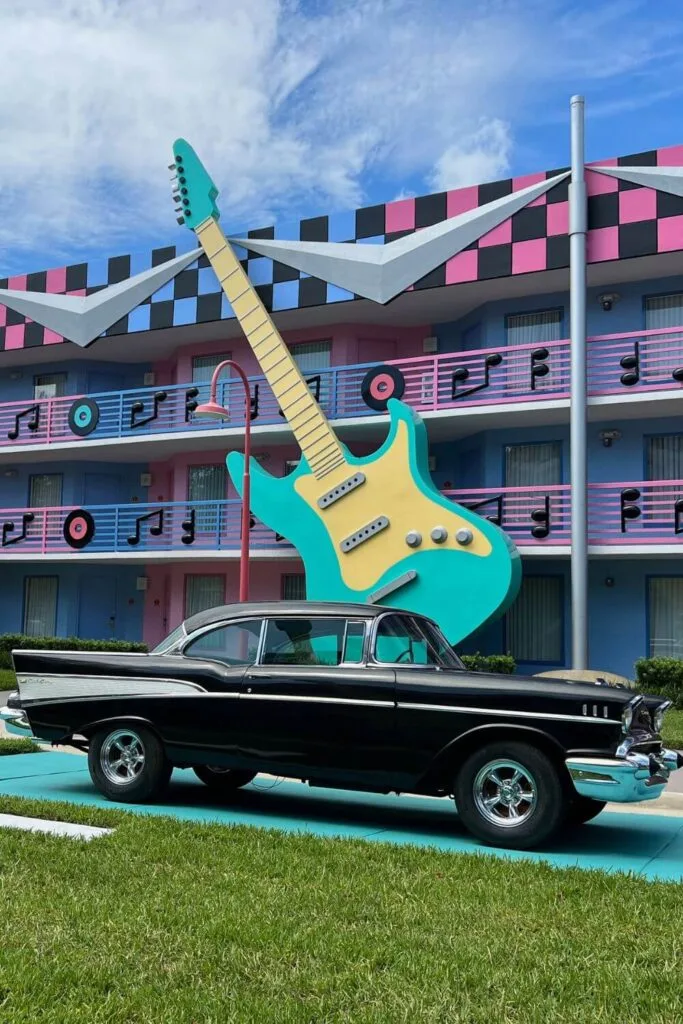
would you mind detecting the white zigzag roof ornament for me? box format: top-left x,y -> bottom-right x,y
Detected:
590,165 -> 683,196
228,173 -> 571,304
0,248 -> 202,347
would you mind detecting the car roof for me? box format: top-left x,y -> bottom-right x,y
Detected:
183,600 -> 403,635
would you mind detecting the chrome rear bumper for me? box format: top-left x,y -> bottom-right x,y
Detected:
566,749 -> 683,804
0,705 -> 36,740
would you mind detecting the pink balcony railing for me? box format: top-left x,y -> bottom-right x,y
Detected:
1,326 -> 682,450
4,481 -> 675,557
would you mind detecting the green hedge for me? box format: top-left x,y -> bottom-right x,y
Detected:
0,634 -> 147,670
460,652 -> 516,674
634,657 -> 683,709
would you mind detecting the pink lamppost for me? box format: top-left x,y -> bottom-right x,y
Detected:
195,360 -> 251,603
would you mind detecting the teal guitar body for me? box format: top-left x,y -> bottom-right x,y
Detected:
227,399 -> 521,645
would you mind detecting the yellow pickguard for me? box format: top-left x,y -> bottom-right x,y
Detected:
294,420 -> 491,591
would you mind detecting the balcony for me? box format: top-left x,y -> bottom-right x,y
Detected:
2,480 -> 681,561
1,326 -> 683,459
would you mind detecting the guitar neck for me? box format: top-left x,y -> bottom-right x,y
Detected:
195,217 -> 345,480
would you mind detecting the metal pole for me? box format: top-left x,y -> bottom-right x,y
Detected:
569,95 -> 588,669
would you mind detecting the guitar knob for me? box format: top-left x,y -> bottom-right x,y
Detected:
455,528 -> 473,546
405,530 -> 422,548
430,526 -> 448,544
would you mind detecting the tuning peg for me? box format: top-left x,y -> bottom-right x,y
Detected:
172,191 -> 181,202
176,215 -> 186,225
168,162 -> 177,171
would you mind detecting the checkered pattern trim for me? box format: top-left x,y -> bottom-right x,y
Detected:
1,145 -> 683,349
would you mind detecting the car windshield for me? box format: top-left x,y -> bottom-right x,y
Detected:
374,614 -> 463,668
151,623 -> 187,655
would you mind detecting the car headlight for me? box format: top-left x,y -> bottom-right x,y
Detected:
654,701 -> 672,734
621,704 -> 634,734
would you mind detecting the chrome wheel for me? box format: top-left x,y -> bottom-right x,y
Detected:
100,729 -> 146,786
473,759 -> 537,828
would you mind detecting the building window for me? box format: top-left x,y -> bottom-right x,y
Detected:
185,575 -> 225,618
291,341 -> 331,373
504,442 -> 561,487
29,474 -> 63,507
646,435 -> 683,480
192,353 -> 231,384
506,576 -> 563,664
33,373 -> 67,400
24,576 -> 58,636
505,310 -> 562,346
648,578 -> 683,658
282,574 -> 306,600
188,465 -> 225,532
645,293 -> 683,329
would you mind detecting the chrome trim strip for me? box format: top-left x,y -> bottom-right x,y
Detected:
397,701 -> 621,724
240,693 -> 394,708
20,692 -> 240,708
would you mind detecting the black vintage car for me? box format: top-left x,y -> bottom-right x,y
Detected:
7,601 -> 683,849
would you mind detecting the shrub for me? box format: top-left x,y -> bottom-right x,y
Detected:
0,634 -> 147,669
459,652 -> 516,675
634,657 -> 683,709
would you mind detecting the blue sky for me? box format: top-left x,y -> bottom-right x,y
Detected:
1,0 -> 683,278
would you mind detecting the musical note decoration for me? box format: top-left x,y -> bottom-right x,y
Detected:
463,495 -> 503,527
530,348 -> 550,391
361,365 -> 406,412
619,343 -> 640,387
184,387 -> 199,422
530,495 -> 551,539
620,487 -> 641,532
7,404 -> 40,441
63,509 -> 96,549
250,383 -> 260,421
68,398 -> 100,437
2,512 -> 34,547
451,352 -> 503,401
181,509 -> 195,545
675,498 -> 683,535
127,509 -> 164,546
279,375 -> 322,417
673,367 -> 683,384
129,391 -> 168,429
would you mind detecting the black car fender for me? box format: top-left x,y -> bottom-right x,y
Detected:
72,713 -> 164,746
420,721 -> 572,791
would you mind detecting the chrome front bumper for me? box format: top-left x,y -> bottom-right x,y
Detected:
566,749 -> 683,804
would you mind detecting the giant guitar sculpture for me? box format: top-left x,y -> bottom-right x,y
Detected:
170,140 -> 521,643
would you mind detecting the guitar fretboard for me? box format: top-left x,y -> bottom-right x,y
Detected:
195,218 -> 345,480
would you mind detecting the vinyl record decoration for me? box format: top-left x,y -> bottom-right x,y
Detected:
63,508 -> 96,549
68,397 -> 100,437
360,364 -> 406,411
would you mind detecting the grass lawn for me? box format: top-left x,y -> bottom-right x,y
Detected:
0,668 -> 15,689
663,709 -> 683,749
0,797 -> 681,1023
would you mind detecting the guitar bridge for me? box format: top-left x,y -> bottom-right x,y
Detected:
318,472 -> 366,509
340,516 -> 389,553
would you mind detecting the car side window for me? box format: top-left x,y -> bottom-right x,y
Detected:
342,621 -> 366,664
262,617 -> 350,666
374,614 -> 439,666
184,619 -> 263,666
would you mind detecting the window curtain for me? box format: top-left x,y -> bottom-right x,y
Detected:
185,575 -> 225,618
506,576 -> 563,663
505,443 -> 561,487
192,353 -> 231,412
33,374 -> 67,400
24,577 -> 58,636
292,341 -> 332,412
648,578 -> 683,658
644,295 -> 683,382
646,435 -> 683,480
505,311 -> 562,393
29,474 -> 63,507
282,574 -> 306,600
188,465 -> 225,533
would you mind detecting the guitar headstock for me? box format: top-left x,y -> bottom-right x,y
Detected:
170,139 -> 220,229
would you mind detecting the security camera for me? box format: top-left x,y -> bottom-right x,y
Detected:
599,429 -> 621,448
598,292 -> 620,312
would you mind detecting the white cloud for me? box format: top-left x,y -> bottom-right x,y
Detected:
429,119 -> 512,192
0,0 -> 680,268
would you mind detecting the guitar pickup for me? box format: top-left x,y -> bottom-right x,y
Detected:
340,516 -> 389,553
318,472 -> 366,509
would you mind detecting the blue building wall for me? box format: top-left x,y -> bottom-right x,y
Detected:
0,461 -> 150,508
0,563 -> 145,640
0,360 -> 151,404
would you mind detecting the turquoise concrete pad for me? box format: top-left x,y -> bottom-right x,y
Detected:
1,753 -> 682,881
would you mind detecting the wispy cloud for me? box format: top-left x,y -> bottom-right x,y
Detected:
0,0 -> 681,270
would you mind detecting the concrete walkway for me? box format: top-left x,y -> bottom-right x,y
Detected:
1,751 -> 682,882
